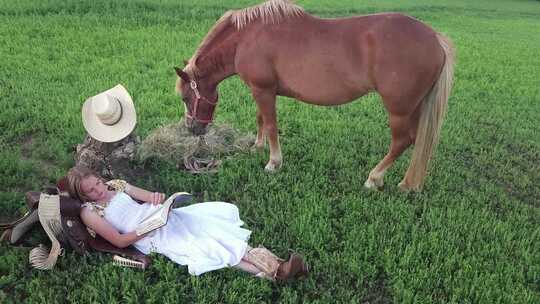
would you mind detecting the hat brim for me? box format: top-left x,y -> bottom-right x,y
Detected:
82,84 -> 137,143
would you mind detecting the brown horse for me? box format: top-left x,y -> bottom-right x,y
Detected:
175,0 -> 455,191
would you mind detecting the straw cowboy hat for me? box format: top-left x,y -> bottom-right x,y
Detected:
82,84 -> 136,143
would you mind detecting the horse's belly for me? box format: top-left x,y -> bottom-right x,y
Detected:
277,72 -> 370,105
280,87 -> 366,105
273,45 -> 372,104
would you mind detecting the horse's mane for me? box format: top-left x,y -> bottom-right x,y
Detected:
230,0 -> 304,29
186,0 -> 304,75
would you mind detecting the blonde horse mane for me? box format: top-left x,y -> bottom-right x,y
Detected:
186,0 -> 304,75
230,0 -> 304,29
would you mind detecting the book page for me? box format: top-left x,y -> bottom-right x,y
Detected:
135,192 -> 192,235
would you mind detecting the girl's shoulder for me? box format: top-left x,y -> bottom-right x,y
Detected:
81,202 -> 106,218
80,202 -> 105,238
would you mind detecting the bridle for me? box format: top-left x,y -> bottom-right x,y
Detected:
184,79 -> 218,124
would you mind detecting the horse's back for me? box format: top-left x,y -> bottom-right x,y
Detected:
241,12 -> 440,58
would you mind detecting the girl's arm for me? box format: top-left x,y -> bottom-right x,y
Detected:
80,208 -> 146,248
124,184 -> 165,205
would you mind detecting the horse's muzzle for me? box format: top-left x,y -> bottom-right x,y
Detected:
185,117 -> 208,136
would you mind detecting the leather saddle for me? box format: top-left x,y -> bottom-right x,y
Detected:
1,179 -> 150,269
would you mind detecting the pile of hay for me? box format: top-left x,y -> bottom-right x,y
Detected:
138,120 -> 255,173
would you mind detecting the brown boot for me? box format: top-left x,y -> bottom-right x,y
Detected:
276,253 -> 305,282
295,258 -> 310,279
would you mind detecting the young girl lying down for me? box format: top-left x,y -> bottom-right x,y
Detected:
66,166 -> 308,281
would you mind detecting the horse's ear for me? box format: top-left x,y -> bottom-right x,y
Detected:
174,67 -> 190,82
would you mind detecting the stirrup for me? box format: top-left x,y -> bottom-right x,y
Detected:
0,209 -> 40,244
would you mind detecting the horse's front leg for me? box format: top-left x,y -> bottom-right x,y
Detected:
253,108 -> 266,149
252,89 -> 282,171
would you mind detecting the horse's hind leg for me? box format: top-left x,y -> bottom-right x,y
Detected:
364,114 -> 416,189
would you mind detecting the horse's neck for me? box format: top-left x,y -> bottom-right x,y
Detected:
197,48 -> 237,86
193,21 -> 239,87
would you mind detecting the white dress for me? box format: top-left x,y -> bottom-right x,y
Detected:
98,192 -> 251,275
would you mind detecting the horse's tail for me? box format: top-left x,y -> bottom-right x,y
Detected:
404,33 -> 455,191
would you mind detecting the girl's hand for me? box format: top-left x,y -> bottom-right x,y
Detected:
149,192 -> 165,205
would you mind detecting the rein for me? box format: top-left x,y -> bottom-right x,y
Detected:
185,80 -> 218,124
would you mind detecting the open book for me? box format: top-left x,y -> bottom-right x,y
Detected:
135,192 -> 193,236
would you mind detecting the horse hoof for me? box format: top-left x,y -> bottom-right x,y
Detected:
364,178 -> 383,190
398,181 -> 420,193
264,161 -> 281,172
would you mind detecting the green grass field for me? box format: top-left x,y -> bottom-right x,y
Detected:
1,0 -> 539,303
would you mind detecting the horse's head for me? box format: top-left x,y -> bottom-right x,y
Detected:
174,67 -> 218,136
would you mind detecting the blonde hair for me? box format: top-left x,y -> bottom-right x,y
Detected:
66,166 -> 103,202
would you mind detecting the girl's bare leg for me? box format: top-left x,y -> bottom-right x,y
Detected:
234,259 -> 261,275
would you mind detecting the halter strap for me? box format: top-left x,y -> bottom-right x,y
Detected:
185,80 -> 218,124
